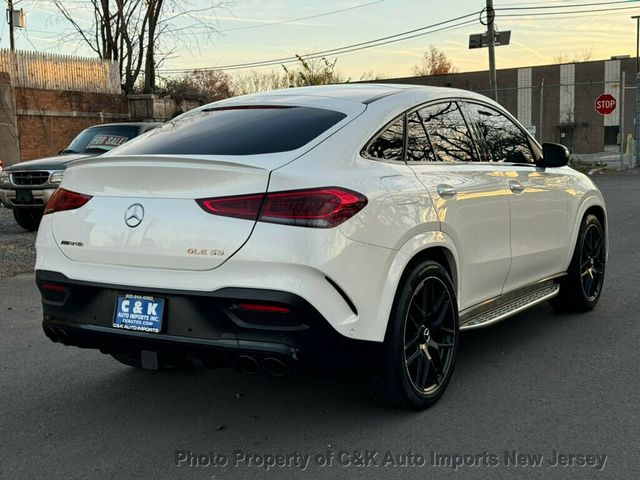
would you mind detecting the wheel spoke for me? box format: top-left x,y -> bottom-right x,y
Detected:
592,235 -> 602,255
415,355 -> 431,390
431,299 -> 451,329
585,231 -> 594,251
411,301 -> 426,322
404,332 -> 421,351
405,348 -> 421,366
584,275 -> 594,297
430,347 -> 444,381
422,281 -> 431,317
427,290 -> 447,321
407,311 -> 422,332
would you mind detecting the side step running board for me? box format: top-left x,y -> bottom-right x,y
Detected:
460,283 -> 560,331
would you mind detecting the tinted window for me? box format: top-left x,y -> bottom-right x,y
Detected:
113,106 -> 346,156
365,117 -> 404,162
465,103 -> 534,163
420,102 -> 477,162
407,111 -> 435,162
65,125 -> 141,154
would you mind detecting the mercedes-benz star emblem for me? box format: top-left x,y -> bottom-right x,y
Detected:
124,203 -> 144,228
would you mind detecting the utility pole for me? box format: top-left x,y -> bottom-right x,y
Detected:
634,15 -> 640,74
633,15 -> 640,167
620,71 -> 626,167
486,0 -> 498,101
636,72 -> 640,167
7,0 -> 15,51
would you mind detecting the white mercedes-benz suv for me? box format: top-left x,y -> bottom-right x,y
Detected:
35,84 -> 607,410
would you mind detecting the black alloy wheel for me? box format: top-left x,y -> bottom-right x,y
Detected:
579,223 -> 605,302
403,276 -> 456,395
365,260 -> 459,410
550,214 -> 606,312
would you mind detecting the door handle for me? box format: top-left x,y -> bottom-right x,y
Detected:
509,181 -> 524,194
437,184 -> 457,198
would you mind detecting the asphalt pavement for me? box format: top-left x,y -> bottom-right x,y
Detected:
0,175 -> 639,480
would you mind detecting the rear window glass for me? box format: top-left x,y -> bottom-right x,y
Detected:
364,117 -> 405,162
66,125 -> 140,154
113,106 -> 347,156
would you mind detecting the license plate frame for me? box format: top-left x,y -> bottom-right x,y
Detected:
112,293 -> 165,333
15,189 -> 33,204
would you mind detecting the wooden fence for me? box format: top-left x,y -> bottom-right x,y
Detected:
0,49 -> 121,94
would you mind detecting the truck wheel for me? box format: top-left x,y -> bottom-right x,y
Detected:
13,208 -> 42,231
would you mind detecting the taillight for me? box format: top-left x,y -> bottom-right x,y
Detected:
198,193 -> 264,221
44,188 -> 92,215
197,187 -> 367,228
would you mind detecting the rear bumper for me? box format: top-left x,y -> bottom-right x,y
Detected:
37,270 -> 378,372
0,187 -> 56,208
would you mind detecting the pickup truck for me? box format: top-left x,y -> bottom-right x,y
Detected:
0,122 -> 160,230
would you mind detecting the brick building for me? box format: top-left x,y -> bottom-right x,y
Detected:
15,87 -> 128,161
378,57 -> 636,159
0,50 -> 128,165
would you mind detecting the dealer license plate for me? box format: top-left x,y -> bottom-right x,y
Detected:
113,294 -> 164,333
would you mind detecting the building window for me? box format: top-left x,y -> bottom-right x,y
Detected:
604,126 -> 620,146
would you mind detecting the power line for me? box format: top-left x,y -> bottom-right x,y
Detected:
220,0 -> 387,33
160,11 -> 481,73
496,0 -> 630,11
496,4 -> 640,18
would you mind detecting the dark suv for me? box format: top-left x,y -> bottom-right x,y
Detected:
0,122 -> 160,230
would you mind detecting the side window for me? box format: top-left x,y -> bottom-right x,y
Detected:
364,117 -> 404,162
465,103 -> 534,163
406,111 -> 436,162
420,102 -> 477,162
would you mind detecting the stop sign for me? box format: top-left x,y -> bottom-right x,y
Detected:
595,94 -> 617,115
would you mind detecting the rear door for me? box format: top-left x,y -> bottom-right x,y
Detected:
462,102 -> 570,292
407,101 -> 512,310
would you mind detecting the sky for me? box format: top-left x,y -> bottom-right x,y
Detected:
4,0 -> 640,80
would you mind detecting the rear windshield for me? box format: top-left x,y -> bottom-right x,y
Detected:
65,125 -> 141,154
112,106 -> 347,156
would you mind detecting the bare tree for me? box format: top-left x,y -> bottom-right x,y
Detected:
359,70 -> 388,81
232,70 -> 289,95
282,55 -> 348,87
231,55 -> 348,95
412,45 -> 458,76
158,69 -> 234,103
51,0 -> 233,94
553,47 -> 593,65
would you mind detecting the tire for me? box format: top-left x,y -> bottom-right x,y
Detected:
550,214 -> 606,313
110,352 -> 191,370
13,208 -> 43,231
365,260 -> 459,410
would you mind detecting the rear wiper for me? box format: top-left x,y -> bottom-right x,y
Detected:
81,147 -> 109,154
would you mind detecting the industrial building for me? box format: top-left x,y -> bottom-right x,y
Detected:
380,57 -> 636,162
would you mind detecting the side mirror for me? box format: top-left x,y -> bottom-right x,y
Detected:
540,142 -> 569,168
